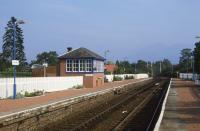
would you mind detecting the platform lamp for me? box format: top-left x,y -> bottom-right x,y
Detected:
192,52 -> 195,80
11,19 -> 25,99
43,63 -> 48,77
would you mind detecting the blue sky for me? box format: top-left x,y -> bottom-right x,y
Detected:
0,0 -> 200,64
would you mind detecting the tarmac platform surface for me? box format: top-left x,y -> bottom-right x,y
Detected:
159,79 -> 200,131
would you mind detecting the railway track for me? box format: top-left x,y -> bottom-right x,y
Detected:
114,79 -> 169,131
45,78 -> 169,131
88,79 -> 169,131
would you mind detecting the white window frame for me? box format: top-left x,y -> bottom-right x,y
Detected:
66,59 -> 73,72
73,59 -> 79,72
80,59 -> 85,72
85,59 -> 92,72
93,60 -> 104,72
66,59 -> 93,73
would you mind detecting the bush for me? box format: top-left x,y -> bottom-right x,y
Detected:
7,92 -> 25,99
104,77 -> 109,83
105,70 -> 112,75
113,76 -> 123,81
7,90 -> 43,99
125,75 -> 134,80
25,90 -> 44,97
73,85 -> 83,89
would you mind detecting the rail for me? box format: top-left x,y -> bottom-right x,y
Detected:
51,79 -> 161,131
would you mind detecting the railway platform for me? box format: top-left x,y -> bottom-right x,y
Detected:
0,78 -> 148,118
158,78 -> 200,131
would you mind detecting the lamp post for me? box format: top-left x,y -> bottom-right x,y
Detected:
104,50 -> 110,64
43,63 -> 48,77
192,53 -> 195,80
159,61 -> 162,74
135,62 -> 137,74
151,62 -> 154,77
12,20 -> 25,99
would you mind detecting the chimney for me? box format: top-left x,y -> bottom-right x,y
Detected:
67,47 -> 72,52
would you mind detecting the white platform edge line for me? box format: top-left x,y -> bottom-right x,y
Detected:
0,78 -> 151,119
154,78 -> 172,131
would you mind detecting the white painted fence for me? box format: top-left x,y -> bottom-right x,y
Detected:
195,80 -> 200,85
179,73 -> 199,80
0,76 -> 83,99
105,74 -> 149,82
135,74 -> 149,79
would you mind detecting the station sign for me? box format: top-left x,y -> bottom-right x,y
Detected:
43,63 -> 48,67
12,60 -> 19,66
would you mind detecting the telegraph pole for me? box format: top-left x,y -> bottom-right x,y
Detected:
191,51 -> 195,80
104,50 -> 109,64
151,62 -> 154,77
135,63 -> 137,74
159,61 -> 162,74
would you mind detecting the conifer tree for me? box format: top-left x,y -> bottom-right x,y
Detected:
2,17 -> 26,69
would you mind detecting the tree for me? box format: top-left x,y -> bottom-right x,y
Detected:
114,60 -> 149,74
0,53 -> 5,71
32,51 -> 58,66
136,60 -> 148,73
131,63 -> 137,74
194,42 -> 200,74
150,59 -> 173,77
114,60 -> 133,74
153,61 -> 162,76
179,48 -> 192,73
2,17 -> 26,69
161,59 -> 172,76
115,60 -> 125,74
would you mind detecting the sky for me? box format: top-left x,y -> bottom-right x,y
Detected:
0,0 -> 200,64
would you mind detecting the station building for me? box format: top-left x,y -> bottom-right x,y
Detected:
105,63 -> 117,74
58,47 -> 105,88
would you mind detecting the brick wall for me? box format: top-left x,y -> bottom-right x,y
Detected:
83,74 -> 104,88
59,59 -> 67,76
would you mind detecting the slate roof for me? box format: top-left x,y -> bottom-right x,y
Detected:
58,47 -> 105,60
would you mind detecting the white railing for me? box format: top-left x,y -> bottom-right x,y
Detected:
0,76 -> 83,99
179,73 -> 199,80
195,80 -> 200,85
105,74 -> 149,82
